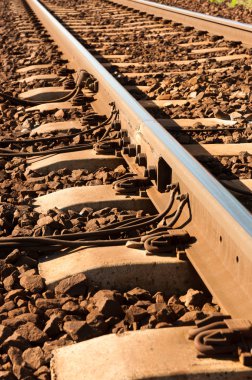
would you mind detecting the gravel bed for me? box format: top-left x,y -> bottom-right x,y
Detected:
0,201 -> 148,238
0,159 -> 130,227
0,0 -> 135,240
0,110 -> 94,147
173,124 -> 251,144
152,0 -> 252,24
199,152 -> 252,180
0,154 -> 132,238
0,257 -> 219,379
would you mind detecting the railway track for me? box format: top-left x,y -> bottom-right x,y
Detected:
0,0 -> 251,378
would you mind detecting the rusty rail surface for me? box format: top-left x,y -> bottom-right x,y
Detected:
25,0 -> 252,319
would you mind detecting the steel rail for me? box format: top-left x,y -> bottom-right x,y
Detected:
109,0 -> 252,45
133,0 -> 252,31
27,0 -> 252,319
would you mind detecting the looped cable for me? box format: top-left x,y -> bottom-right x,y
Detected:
0,70 -> 88,106
0,85 -> 79,107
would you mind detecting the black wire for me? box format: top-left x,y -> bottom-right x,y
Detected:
0,236 -> 141,249
0,109 -> 117,149
0,86 -> 78,106
0,143 -> 92,157
0,130 -> 90,145
166,196 -> 189,228
0,186 -> 179,247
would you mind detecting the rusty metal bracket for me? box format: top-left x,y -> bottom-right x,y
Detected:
94,139 -> 122,155
71,89 -> 90,106
188,313 -> 252,366
81,70 -> 99,93
113,176 -> 152,195
141,228 -> 190,255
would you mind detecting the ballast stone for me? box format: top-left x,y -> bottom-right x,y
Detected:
20,274 -> 45,293
63,320 -> 94,341
22,346 -> 45,370
54,273 -> 88,297
92,289 -> 124,319
16,322 -> 47,344
179,288 -> 206,308
43,315 -> 61,338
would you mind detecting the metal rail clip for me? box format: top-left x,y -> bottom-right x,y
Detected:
113,176 -> 152,195
188,313 -> 252,366
141,229 -> 190,255
94,140 -> 122,154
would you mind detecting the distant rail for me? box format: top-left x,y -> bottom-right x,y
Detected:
112,0 -> 252,45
